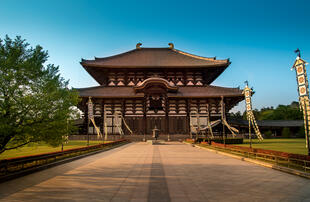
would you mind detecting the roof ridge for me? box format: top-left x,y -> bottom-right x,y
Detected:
208,85 -> 241,90
74,86 -> 136,90
81,47 -> 229,63
173,49 -> 228,62
90,49 -> 138,61
82,48 -> 171,62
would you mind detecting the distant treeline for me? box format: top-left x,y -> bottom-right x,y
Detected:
230,101 -> 303,120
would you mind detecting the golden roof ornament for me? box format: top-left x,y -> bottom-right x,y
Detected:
136,42 -> 142,49
168,43 -> 174,49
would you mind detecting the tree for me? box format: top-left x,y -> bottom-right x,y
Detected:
0,35 -> 79,154
264,130 -> 273,139
242,102 -> 303,121
297,126 -> 305,138
229,111 -> 242,119
281,127 -> 291,138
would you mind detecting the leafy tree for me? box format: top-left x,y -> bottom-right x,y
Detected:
0,35 -> 79,154
297,126 -> 305,138
281,127 -> 291,138
240,102 -> 303,121
229,111 -> 242,119
264,130 -> 273,139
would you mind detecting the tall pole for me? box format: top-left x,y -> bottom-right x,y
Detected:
291,50 -> 310,155
303,99 -> 310,153
243,81 -> 262,147
248,112 -> 252,148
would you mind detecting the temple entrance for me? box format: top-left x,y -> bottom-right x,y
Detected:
147,116 -> 166,134
134,77 -> 178,136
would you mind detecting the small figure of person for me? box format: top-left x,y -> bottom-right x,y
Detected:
152,125 -> 159,140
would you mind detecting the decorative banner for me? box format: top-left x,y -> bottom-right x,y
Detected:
242,82 -> 263,141
243,85 -> 253,112
87,97 -> 94,119
292,56 -> 309,97
292,54 -> 310,149
87,97 -> 102,139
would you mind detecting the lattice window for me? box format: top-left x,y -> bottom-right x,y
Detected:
125,100 -> 134,115
168,100 -> 177,115
116,72 -> 125,86
94,103 -> 101,117
135,100 -> 143,116
167,72 -> 175,86
108,72 -> 116,86
210,103 -> 217,114
186,72 -> 195,86
178,100 -> 187,115
127,72 -> 135,86
195,72 -> 203,86
176,72 -> 184,86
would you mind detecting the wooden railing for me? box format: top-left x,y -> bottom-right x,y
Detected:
199,142 -> 310,173
0,139 -> 129,177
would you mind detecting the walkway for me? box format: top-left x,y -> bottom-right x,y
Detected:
1,142 -> 310,202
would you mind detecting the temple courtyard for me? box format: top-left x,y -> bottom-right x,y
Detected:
0,142 -> 310,202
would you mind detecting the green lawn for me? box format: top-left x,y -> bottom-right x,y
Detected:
236,138 -> 308,155
0,140 -> 107,160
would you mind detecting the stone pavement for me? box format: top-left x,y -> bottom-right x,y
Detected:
1,142 -> 310,202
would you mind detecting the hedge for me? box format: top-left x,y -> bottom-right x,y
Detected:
195,138 -> 243,144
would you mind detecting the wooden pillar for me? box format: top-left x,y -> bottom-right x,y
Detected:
124,70 -> 128,86
197,99 -> 200,140
164,69 -> 168,80
186,99 -> 191,138
183,71 -> 187,86
165,95 -> 170,141
207,103 -> 210,138
111,100 -> 115,136
85,99 -> 89,136
143,95 -> 147,141
143,71 -> 147,80
221,96 -> 226,144
121,99 -> 125,135
203,70 -> 207,86
101,99 -> 105,138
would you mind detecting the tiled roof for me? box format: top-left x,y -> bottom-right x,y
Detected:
81,48 -> 229,68
75,85 -> 243,98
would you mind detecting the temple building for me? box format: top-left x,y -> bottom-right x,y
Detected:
76,43 -> 244,140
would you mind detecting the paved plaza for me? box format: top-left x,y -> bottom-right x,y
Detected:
1,142 -> 310,202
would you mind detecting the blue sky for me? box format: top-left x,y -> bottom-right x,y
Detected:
1,0 -> 310,112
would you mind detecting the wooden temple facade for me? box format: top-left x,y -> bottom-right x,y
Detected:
76,43 -> 244,140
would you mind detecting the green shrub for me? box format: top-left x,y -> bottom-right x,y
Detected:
297,126 -> 305,138
211,138 -> 243,144
281,127 -> 291,138
264,130 -> 273,139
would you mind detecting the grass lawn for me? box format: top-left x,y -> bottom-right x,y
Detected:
236,138 -> 308,155
0,140 -> 108,160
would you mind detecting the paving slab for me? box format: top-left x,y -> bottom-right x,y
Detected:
0,142 -> 310,202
